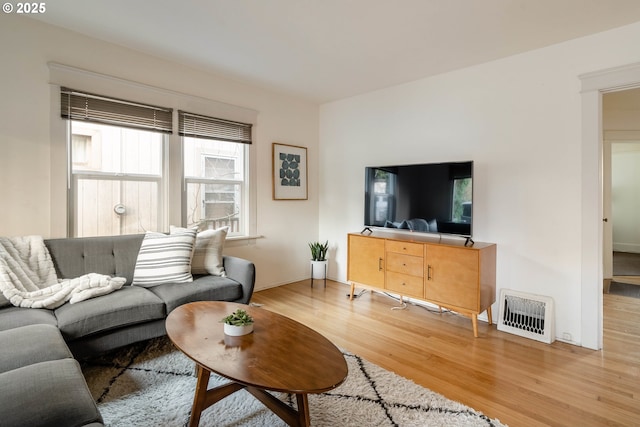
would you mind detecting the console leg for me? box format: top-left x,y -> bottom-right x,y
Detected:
390,294 -> 407,310
349,282 -> 355,301
472,314 -> 479,338
487,305 -> 493,325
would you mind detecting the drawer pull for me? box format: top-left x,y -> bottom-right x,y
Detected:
427,264 -> 432,280
378,257 -> 383,271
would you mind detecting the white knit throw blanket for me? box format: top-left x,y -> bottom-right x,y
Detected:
0,236 -> 126,309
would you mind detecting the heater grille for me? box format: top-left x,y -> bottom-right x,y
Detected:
497,289 -> 555,344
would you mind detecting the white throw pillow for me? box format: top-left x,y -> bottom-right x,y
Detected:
169,225 -> 229,277
191,227 -> 229,277
132,229 -> 196,286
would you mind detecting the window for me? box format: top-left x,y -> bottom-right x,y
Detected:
58,83 -> 255,239
180,111 -> 252,236
183,139 -> 246,234
372,169 -> 395,223
70,122 -> 166,236
62,88 -> 172,237
451,177 -> 472,223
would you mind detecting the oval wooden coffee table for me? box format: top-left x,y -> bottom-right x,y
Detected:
166,301 -> 348,427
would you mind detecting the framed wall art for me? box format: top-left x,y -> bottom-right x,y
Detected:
272,142 -> 308,200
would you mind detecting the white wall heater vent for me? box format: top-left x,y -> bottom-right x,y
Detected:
497,289 -> 555,344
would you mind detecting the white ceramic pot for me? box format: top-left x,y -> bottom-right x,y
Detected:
311,260 -> 328,279
223,323 -> 254,336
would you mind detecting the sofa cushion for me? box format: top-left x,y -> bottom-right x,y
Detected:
132,230 -> 196,286
55,286 -> 165,340
145,275 -> 242,313
0,359 -> 103,427
0,292 -> 10,308
0,306 -> 57,332
0,324 -> 72,373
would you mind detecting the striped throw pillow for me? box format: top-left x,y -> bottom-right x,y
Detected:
132,230 -> 196,287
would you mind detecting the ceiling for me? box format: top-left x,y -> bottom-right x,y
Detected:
32,0 -> 640,104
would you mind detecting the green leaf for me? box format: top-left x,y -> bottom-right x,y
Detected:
221,309 -> 254,325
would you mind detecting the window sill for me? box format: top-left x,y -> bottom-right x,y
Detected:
226,234 -> 263,247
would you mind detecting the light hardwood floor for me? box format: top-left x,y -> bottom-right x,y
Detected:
252,280 -> 640,427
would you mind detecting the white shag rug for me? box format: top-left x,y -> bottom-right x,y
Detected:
82,337 -> 506,427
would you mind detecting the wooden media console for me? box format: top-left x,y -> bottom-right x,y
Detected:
347,231 -> 496,337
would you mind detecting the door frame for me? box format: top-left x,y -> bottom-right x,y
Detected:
580,62 -> 640,350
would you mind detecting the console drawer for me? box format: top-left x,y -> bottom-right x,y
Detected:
386,252 -> 423,276
386,271 -> 424,298
385,240 -> 423,257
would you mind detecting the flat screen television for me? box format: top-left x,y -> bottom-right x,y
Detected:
364,161 -> 473,237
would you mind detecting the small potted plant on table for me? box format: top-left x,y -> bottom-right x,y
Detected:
221,308 -> 254,336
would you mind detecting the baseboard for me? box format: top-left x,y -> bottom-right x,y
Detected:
613,243 -> 640,253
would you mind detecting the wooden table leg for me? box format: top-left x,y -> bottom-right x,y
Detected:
189,367 -> 314,427
189,366 -> 248,427
190,365 -> 211,427
246,387 -> 311,427
296,393 -> 310,427
487,305 -> 493,325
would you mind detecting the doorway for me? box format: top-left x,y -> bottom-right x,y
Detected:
610,140 -> 640,289
603,124 -> 640,299
606,145 -> 640,296
611,141 -> 640,285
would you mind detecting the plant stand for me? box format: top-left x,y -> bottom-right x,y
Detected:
310,262 -> 327,288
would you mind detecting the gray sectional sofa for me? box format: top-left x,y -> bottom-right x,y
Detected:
0,233 -> 256,427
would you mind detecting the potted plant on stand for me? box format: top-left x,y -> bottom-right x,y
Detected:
309,240 -> 329,285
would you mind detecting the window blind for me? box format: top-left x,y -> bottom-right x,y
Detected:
178,111 -> 252,144
60,87 -> 173,134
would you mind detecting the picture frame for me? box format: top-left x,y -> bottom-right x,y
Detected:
272,143 -> 308,200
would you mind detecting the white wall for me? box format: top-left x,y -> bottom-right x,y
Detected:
0,16 -> 320,290
319,22 -> 640,346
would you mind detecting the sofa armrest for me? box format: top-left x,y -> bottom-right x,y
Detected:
222,256 -> 256,304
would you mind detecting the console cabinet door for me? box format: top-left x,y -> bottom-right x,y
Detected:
348,234 -> 385,288
424,244 -> 479,311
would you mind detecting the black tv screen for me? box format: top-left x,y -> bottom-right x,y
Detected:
364,161 -> 473,237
